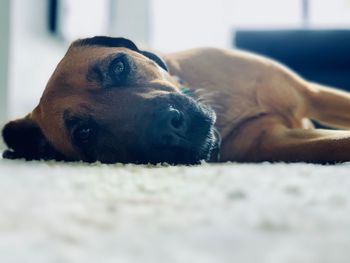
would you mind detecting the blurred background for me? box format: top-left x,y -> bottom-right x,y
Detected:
1,0 -> 350,123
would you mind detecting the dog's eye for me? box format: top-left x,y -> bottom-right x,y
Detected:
109,54 -> 130,84
73,125 -> 95,145
113,61 -> 125,74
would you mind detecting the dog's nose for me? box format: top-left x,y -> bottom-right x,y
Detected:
155,107 -> 186,146
167,108 -> 184,129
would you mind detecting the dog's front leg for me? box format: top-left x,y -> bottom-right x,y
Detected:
254,126 -> 350,163
221,116 -> 350,163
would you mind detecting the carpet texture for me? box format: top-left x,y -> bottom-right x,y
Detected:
1,157 -> 350,263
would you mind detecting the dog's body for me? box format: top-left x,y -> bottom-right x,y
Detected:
3,36 -> 350,164
163,47 -> 350,163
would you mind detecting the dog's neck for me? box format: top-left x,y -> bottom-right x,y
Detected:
171,75 -> 193,97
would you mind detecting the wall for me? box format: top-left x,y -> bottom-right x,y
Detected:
110,0 -> 150,46
150,0 -> 230,52
9,0 -> 67,118
0,0 -> 10,124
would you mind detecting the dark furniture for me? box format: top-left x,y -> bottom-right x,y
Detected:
235,29 -> 350,91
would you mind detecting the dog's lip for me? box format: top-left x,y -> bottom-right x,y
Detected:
207,127 -> 221,162
145,124 -> 218,164
174,131 -> 188,140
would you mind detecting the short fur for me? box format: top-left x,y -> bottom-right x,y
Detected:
3,36 -> 350,164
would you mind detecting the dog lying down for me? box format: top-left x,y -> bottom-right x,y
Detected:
3,36 -> 350,164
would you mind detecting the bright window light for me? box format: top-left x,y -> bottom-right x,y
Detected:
58,0 -> 109,41
310,0 -> 350,28
225,0 -> 303,28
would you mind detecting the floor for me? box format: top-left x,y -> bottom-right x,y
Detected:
1,155 -> 350,263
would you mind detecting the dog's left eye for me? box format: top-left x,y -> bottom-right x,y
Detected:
109,55 -> 130,84
113,61 -> 125,74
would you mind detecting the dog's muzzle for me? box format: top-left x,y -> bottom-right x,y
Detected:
144,94 -> 219,164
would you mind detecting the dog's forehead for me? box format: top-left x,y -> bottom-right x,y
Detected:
62,45 -> 142,68
45,46 -> 147,91
40,45 -> 171,114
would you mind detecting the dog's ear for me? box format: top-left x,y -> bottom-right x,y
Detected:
2,116 -> 64,161
74,36 -> 168,71
139,50 -> 169,72
73,36 -> 139,51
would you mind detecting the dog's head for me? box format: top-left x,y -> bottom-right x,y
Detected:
2,36 -> 219,164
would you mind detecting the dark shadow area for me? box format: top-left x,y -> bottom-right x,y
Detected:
48,0 -> 58,34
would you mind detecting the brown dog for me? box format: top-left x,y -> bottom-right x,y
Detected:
3,36 -> 350,164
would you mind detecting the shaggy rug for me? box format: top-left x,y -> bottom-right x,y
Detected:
1,155 -> 350,263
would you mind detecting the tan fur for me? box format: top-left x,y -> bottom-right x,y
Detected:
164,48 -> 350,162
6,42 -> 350,163
29,45 -> 182,161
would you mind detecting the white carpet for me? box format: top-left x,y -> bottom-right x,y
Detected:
1,157 -> 350,263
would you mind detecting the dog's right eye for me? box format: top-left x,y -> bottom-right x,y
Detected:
72,125 -> 96,147
74,126 -> 92,143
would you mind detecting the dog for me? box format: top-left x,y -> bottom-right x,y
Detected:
3,36 -> 350,164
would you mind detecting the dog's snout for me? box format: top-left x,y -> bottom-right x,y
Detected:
168,108 -> 184,130
152,107 -> 187,147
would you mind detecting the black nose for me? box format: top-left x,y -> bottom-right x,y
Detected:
168,108 -> 184,129
155,107 -> 186,146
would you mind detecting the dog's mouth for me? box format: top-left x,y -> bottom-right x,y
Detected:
134,96 -> 220,165
145,129 -> 219,165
